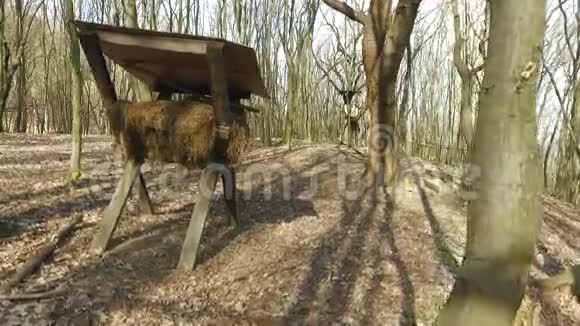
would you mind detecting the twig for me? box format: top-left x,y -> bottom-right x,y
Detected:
0,285 -> 67,301
0,215 -> 83,293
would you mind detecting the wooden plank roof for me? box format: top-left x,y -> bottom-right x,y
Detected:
75,21 -> 268,99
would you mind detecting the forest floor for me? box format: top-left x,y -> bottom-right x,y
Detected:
1,133 -> 580,326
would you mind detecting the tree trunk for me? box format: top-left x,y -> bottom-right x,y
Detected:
451,0 -> 476,157
149,0 -> 157,30
434,1 -> 545,325
0,0 -> 4,132
397,44 -> 412,152
65,0 -> 83,181
123,0 -> 152,101
178,0 -> 184,33
15,56 -> 26,132
285,64 -> 298,149
364,0 -> 420,188
0,47 -> 12,133
14,0 -> 25,133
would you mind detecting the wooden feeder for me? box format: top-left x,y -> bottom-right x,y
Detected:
75,21 -> 268,270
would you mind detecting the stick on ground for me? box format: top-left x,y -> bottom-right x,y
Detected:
0,215 -> 83,293
0,285 -> 67,301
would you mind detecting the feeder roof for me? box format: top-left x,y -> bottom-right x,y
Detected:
75,21 -> 268,99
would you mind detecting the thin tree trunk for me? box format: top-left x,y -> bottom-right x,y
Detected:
14,0 -> 24,132
398,44 -> 413,151
544,119 -> 560,190
123,0 -> 152,101
452,0 -> 477,158
66,0 -> 83,181
149,0 -> 157,30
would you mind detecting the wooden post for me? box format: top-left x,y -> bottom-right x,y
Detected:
207,43 -> 233,141
177,166 -> 219,270
221,167 -> 238,226
135,172 -> 154,215
91,160 -> 141,253
77,33 -> 117,106
177,46 -> 236,270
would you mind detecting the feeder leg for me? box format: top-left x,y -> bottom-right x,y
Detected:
177,167 -> 219,270
221,167 -> 238,227
135,172 -> 154,215
91,160 -> 141,254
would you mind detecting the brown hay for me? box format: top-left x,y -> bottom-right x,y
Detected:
108,99 -> 251,168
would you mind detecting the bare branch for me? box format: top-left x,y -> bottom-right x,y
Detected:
322,0 -> 367,24
312,46 -> 343,92
544,63 -> 580,161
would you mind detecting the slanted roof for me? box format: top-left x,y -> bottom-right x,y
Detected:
75,21 -> 268,100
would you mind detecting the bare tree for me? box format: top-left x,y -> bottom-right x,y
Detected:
451,0 -> 485,157
0,0 -> 40,132
314,11 -> 365,147
279,0 -> 319,149
65,0 -> 83,181
323,0 -> 422,189
123,0 -> 151,101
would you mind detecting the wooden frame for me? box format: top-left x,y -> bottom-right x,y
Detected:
77,21 -> 266,270
75,21 -> 268,100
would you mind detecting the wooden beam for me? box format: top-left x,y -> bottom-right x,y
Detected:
78,34 -> 117,105
135,172 -> 154,215
91,160 -> 141,253
207,43 -> 233,140
221,167 -> 238,227
177,166 -> 219,270
99,32 -> 208,55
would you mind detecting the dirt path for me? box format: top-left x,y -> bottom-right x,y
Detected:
1,134 -> 579,325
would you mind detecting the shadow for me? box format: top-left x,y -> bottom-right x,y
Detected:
234,145 -> 307,167
3,142 -> 440,324
0,133 -> 107,147
542,198 -> 580,252
335,145 -> 367,160
106,210 -> 191,252
414,173 -> 460,274
380,188 -> 417,326
0,146 -> 112,166
192,153 -> 322,265
0,178 -> 115,240
283,183 -> 374,324
45,145 -> 325,324
285,177 -> 418,325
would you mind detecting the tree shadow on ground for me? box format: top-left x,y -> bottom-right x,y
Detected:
380,193 -> 418,326
0,144 -> 118,240
413,174 -> 460,274
0,177 -> 115,240
48,149 -> 326,324
285,180 -> 419,325
542,197 -> 580,252
0,147 -> 110,166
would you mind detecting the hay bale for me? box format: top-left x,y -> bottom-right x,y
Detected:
108,99 -> 250,168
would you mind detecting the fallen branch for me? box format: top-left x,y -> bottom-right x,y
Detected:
0,215 -> 83,293
0,285 -> 67,301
